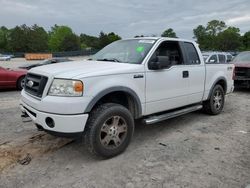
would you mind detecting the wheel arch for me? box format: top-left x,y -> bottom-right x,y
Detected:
84,87 -> 142,119
16,74 -> 26,89
208,77 -> 227,99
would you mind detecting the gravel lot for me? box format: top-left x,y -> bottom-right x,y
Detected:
0,58 -> 250,188
0,89 -> 249,188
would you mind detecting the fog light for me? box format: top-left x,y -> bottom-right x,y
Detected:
45,117 -> 55,128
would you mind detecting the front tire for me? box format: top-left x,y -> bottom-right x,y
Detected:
203,85 -> 225,115
17,76 -> 25,90
84,103 -> 134,158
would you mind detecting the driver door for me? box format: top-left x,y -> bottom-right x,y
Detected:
145,40 -> 190,115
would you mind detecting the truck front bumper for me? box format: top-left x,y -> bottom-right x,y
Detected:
20,100 -> 89,135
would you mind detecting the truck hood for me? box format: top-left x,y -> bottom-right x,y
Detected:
29,60 -> 144,79
234,61 -> 250,68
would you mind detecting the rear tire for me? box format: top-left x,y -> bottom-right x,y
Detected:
17,76 -> 25,90
84,103 -> 134,158
203,85 -> 225,115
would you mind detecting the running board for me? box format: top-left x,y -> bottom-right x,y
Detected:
144,104 -> 203,125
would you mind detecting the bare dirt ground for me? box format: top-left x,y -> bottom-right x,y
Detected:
0,89 -> 249,188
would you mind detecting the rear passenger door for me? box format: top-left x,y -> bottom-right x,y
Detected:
181,42 -> 205,104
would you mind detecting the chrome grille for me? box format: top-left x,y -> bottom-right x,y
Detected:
24,73 -> 48,97
235,67 -> 250,79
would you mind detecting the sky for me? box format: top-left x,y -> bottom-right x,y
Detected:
0,0 -> 250,39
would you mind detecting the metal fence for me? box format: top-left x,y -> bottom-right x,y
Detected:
53,49 -> 98,57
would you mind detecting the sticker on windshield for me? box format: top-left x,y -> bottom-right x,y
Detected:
138,40 -> 155,44
136,46 -> 144,52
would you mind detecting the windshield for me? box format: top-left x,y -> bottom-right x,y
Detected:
91,39 -> 156,64
233,52 -> 250,63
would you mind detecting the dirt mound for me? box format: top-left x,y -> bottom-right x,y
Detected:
0,133 -> 73,173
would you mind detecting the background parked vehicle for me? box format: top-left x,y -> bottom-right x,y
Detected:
0,54 -> 12,61
19,58 -> 73,70
202,52 -> 233,63
232,51 -> 250,88
0,67 -> 27,90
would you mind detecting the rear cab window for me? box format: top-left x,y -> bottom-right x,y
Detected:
183,42 -> 200,64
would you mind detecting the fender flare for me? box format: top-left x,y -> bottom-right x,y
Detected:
84,86 -> 142,118
208,76 -> 227,99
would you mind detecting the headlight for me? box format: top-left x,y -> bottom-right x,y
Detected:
48,79 -> 83,97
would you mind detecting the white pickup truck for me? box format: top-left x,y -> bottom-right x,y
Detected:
20,37 -> 234,158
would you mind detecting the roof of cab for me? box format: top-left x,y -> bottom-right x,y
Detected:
123,37 -> 196,44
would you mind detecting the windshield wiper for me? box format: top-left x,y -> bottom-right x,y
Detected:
96,58 -> 121,62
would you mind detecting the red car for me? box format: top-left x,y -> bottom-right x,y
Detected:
233,51 -> 250,88
0,66 -> 27,90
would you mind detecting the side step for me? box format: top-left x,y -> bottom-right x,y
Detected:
144,104 -> 203,125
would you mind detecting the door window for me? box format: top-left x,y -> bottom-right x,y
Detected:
150,41 -> 183,68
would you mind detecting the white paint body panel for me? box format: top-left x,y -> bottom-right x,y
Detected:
20,37 -> 234,134
20,100 -> 89,133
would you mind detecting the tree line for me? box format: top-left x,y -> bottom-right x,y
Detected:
0,20 -> 249,53
0,24 -> 121,53
193,20 -> 250,51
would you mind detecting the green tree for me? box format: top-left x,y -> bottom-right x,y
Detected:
79,34 -> 99,49
7,24 -> 49,52
8,24 -> 30,52
193,25 -> 210,50
134,35 -> 145,38
217,27 -> 242,51
60,33 -> 81,51
28,24 -> 48,52
242,31 -> 250,50
206,20 -> 226,36
98,31 -> 121,49
161,28 -> 177,38
193,20 -> 244,51
48,25 -> 73,52
0,26 -> 9,51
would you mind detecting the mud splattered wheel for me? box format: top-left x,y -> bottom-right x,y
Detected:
100,116 -> 128,149
203,85 -> 225,115
85,103 -> 134,158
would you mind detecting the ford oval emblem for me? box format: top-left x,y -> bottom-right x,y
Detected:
27,80 -> 34,87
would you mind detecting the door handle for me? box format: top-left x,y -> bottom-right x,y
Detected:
133,74 -> 144,79
182,71 -> 189,78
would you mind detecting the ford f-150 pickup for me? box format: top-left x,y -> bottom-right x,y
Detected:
20,37 -> 234,158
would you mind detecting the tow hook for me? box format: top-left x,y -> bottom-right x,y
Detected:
21,111 -> 32,122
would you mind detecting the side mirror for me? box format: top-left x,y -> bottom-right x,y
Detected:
148,56 -> 171,70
